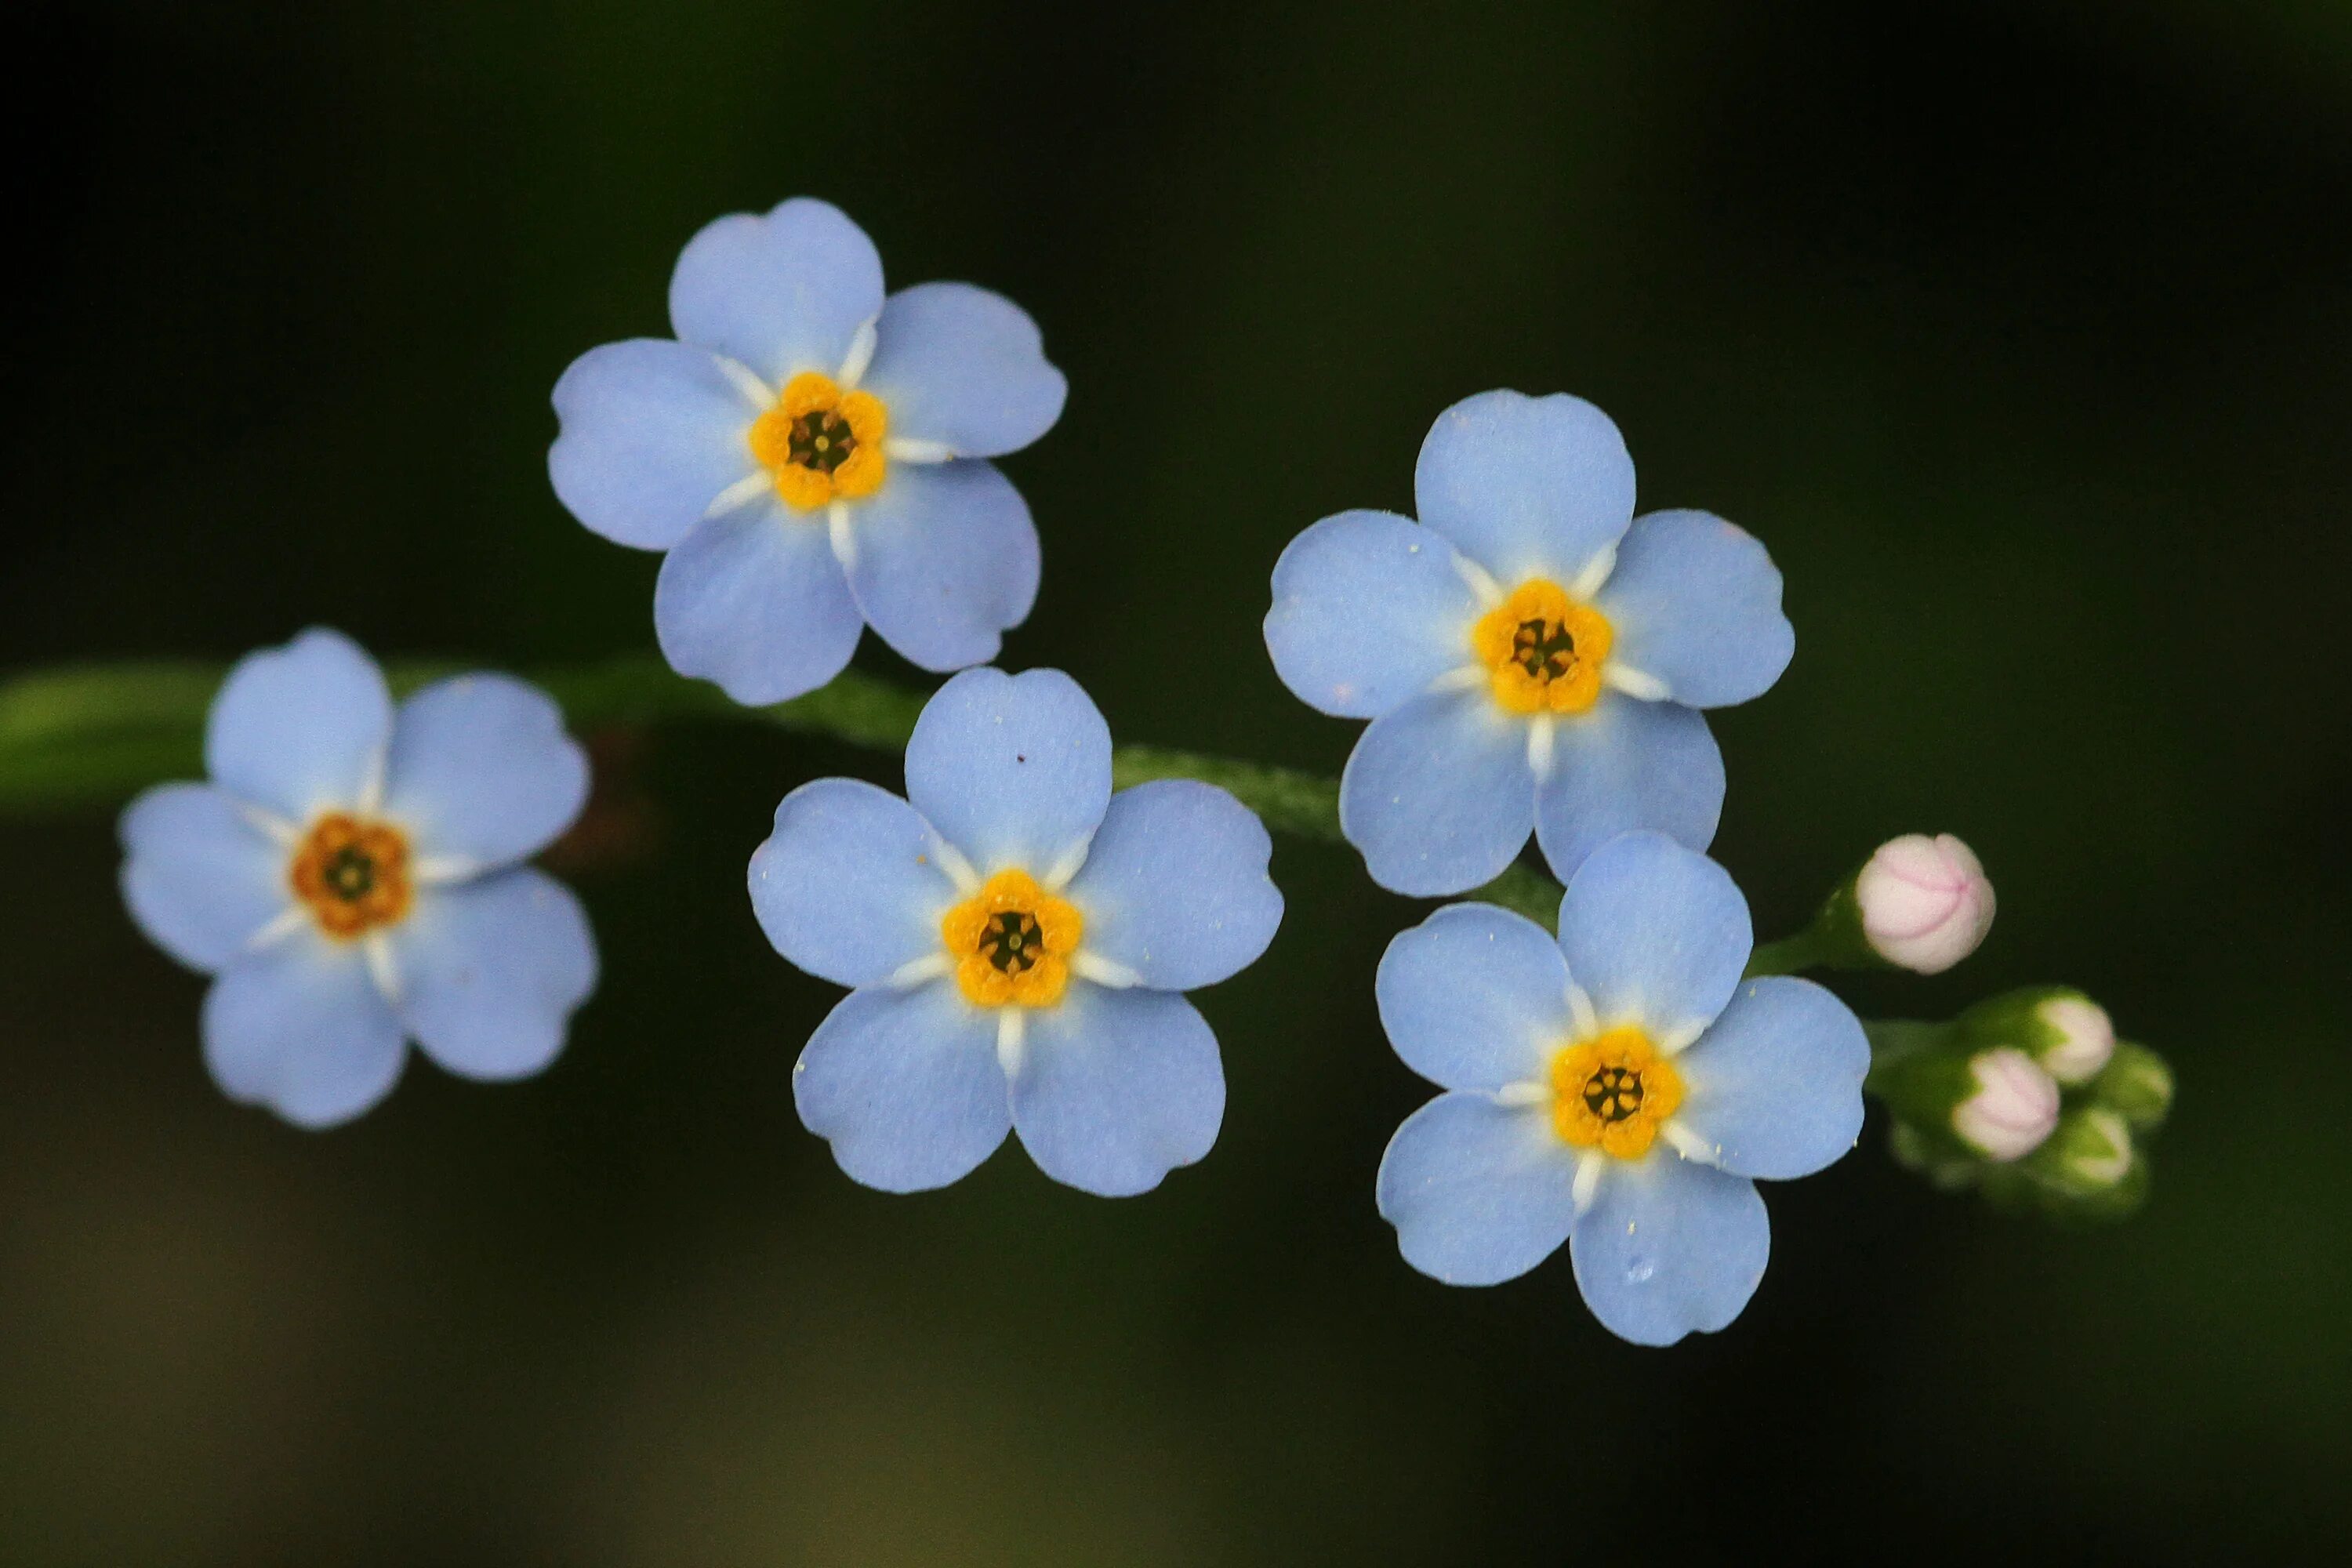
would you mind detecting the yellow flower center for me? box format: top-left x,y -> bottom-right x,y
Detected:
1548,1025 -> 1683,1159
747,371 -> 888,511
1470,579 -> 1613,715
288,812 -> 414,941
940,869 -> 1084,1008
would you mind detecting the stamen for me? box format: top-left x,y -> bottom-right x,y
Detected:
1469,580 -> 1613,717
940,868 -> 1083,1009
746,372 -> 889,510
287,811 -> 414,942
1546,1025 -> 1685,1159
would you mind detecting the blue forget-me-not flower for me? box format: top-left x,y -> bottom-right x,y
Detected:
1265,390 -> 1794,895
1374,831 -> 1866,1345
118,630 -> 598,1127
550,198 -> 1068,706
749,667 -> 1283,1196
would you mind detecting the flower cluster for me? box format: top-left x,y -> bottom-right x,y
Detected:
120,630 -> 597,1126
105,194 -> 2151,1352
1875,988 -> 2171,1218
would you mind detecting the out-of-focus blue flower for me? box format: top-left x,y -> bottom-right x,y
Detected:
1264,390 -> 1793,895
118,630 -> 597,1127
550,198 -> 1067,706
1373,831 -> 1864,1345
749,666 -> 1282,1196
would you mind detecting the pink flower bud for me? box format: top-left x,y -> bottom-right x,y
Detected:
2036,995 -> 2115,1084
1855,833 -> 1995,975
1951,1048 -> 2059,1161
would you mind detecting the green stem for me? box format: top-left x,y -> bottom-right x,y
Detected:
1860,1018 -> 1947,1094
1744,926 -> 1837,978
0,654 -> 1995,1123
2,652 -> 1577,924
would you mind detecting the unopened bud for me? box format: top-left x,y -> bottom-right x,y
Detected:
1854,833 -> 1996,975
1951,1047 -> 2059,1161
2027,992 -> 2115,1083
2092,1041 -> 2172,1130
2034,1107 -> 2134,1195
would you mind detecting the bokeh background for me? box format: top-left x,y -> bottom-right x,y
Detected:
6,0 -> 2350,1560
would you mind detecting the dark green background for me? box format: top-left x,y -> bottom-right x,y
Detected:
5,1 -> 2347,1561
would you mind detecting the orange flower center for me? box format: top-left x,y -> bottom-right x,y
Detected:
1548,1025 -> 1683,1159
940,869 -> 1083,1008
288,812 -> 413,941
1470,579 -> 1613,715
747,371 -> 888,511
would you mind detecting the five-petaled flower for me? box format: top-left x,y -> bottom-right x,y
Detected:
118,630 -> 599,1127
749,666 -> 1283,1196
1374,831 -> 1866,1345
1264,390 -> 1794,895
550,198 -> 1068,706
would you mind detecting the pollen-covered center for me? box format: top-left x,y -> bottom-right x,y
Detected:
288,812 -> 413,941
1471,579 -> 1613,715
1549,1025 -> 1683,1159
747,370 -> 887,512
942,869 -> 1083,1008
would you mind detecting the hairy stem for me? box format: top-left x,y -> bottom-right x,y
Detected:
0,655 -> 1708,935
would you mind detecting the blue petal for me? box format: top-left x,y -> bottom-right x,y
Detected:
1595,510 -> 1794,709
653,499 -> 864,706
201,933 -> 407,1128
750,778 -> 960,988
1376,1093 -> 1577,1286
205,629 -> 392,822
383,674 -> 588,872
1673,978 -> 1869,1180
1569,1153 -> 1768,1346
903,667 -> 1111,874
1413,390 -> 1635,586
118,783 -> 289,973
1062,781 -> 1282,991
844,460 -> 1039,673
1377,903 -> 1571,1091
793,981 -> 1008,1192
860,282 -> 1067,458
1011,984 -> 1224,1196
667,198 -> 884,387
1339,687 -> 1534,896
1554,831 -> 1750,1040
390,869 -> 597,1083
1531,693 -> 1723,883
1264,510 -> 1482,719
548,339 -> 758,551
